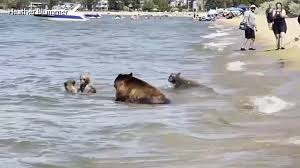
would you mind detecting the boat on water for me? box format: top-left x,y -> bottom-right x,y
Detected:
33,4 -> 88,21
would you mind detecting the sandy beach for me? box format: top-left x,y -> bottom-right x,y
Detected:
218,15 -> 300,70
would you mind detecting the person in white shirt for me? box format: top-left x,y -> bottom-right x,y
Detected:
241,5 -> 257,51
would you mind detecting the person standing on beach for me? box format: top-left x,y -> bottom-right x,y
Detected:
272,2 -> 287,50
298,14 -> 300,24
265,4 -> 273,29
241,5 -> 257,51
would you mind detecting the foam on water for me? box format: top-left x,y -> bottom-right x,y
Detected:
228,52 -> 243,58
245,72 -> 265,76
287,137 -> 300,145
208,24 -> 225,29
202,31 -> 229,39
256,137 -> 300,146
226,61 -> 246,72
204,42 -> 233,51
251,96 -> 293,114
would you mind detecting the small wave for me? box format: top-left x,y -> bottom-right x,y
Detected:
245,72 -> 265,76
222,28 -> 234,32
202,31 -> 229,39
227,52 -> 243,58
251,96 -> 293,114
256,137 -> 300,146
226,61 -> 246,72
208,24 -> 225,29
287,137 -> 300,145
204,42 -> 233,51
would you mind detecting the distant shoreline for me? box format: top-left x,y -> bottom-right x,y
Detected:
87,11 -> 205,17
0,9 -> 206,17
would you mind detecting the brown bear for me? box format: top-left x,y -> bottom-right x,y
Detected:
168,72 -> 200,88
64,80 -> 78,94
79,73 -> 96,94
114,73 -> 170,104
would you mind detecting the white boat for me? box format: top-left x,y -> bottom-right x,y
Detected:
34,4 -> 88,21
48,4 -> 87,21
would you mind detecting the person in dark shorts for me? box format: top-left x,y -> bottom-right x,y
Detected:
241,5 -> 257,51
265,4 -> 273,29
272,2 -> 287,50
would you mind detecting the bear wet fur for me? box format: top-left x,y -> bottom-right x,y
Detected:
64,80 -> 78,94
79,73 -> 96,94
114,73 -> 170,104
168,72 -> 200,88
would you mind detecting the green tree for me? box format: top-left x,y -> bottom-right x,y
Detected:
153,0 -> 169,11
83,0 -> 96,10
132,0 -> 140,10
205,0 -> 221,9
142,0 -> 154,11
7,0 -> 17,8
117,1 -> 124,10
108,0 -> 117,10
49,0 -> 59,9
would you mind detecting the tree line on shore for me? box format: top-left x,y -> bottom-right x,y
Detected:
0,0 -> 299,13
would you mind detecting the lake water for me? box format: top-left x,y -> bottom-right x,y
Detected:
1,15 -> 300,168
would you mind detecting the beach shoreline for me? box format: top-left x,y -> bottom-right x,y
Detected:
217,15 -> 300,70
0,9 -> 203,17
92,11 -> 202,17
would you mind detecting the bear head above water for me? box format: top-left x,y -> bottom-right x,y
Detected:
168,72 -> 200,88
79,73 -> 96,94
64,80 -> 78,94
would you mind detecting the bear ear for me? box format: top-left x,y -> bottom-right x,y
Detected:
176,72 -> 181,77
129,72 -> 133,76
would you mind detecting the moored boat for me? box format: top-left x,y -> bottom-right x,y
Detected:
33,4 -> 88,21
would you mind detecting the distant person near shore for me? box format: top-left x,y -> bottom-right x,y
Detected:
241,5 -> 257,51
272,2 -> 287,50
265,4 -> 273,29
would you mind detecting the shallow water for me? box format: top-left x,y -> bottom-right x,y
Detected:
1,15 -> 300,168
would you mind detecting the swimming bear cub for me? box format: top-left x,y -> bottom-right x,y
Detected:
79,73 -> 96,94
168,72 -> 200,88
114,73 -> 170,104
64,80 -> 78,94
